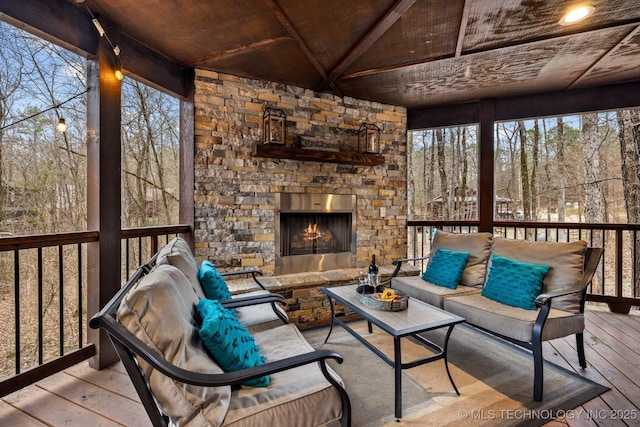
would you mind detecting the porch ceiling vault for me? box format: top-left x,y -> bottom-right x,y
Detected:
4,0 -> 640,112
62,0 -> 640,110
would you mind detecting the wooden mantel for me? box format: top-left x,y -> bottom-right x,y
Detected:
253,144 -> 385,166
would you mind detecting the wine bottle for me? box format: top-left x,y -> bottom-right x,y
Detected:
368,254 -> 378,275
368,254 -> 379,289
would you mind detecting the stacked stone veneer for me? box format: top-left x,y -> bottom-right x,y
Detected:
192,69 -> 408,277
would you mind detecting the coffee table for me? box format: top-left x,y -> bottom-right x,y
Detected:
321,284 -> 465,420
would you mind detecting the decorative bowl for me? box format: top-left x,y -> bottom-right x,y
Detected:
354,288 -> 409,312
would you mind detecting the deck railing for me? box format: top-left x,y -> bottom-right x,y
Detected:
0,224 -> 190,397
407,220 -> 640,313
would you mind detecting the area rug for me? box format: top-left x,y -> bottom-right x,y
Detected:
303,321 -> 609,427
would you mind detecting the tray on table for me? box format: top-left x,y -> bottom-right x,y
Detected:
354,285 -> 409,312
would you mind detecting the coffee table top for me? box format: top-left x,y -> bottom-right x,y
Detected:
322,284 -> 465,337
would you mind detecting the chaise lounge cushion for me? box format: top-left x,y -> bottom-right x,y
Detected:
489,238 -> 587,312
117,264 -> 230,426
223,323 -> 344,427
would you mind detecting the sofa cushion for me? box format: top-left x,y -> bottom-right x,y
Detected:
444,294 -> 585,342
234,290 -> 289,332
117,264 -> 230,426
431,230 -> 493,286
196,298 -> 269,387
391,275 -> 481,308
156,237 -> 205,298
481,254 -> 549,310
199,260 -> 233,301
223,323 -> 344,427
422,248 -> 470,289
489,238 -> 587,312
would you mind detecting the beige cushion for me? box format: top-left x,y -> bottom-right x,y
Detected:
233,290 -> 289,332
489,238 -> 587,312
431,230 -> 493,286
444,294 -> 584,342
391,275 -> 481,308
156,237 -> 205,298
223,323 -> 344,427
117,264 -> 230,426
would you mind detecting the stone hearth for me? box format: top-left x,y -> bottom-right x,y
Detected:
226,265 -> 421,330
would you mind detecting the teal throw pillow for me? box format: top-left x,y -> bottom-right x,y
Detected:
481,254 -> 550,310
199,260 -> 233,301
196,298 -> 270,387
422,248 -> 470,289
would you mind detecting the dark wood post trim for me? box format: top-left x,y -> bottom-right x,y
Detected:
87,38 -> 122,369
478,99 -> 495,233
179,69 -> 195,250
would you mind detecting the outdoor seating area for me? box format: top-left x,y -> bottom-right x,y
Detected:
391,230 -> 604,401
90,237 -> 350,427
3,308 -> 639,426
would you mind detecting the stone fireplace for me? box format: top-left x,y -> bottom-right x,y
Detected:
192,69 -> 409,275
276,193 -> 356,275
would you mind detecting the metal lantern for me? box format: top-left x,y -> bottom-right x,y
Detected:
358,123 -> 381,154
263,107 -> 287,145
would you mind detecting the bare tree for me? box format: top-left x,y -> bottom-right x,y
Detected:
518,121 -> 531,220
617,108 -> 640,298
435,128 -> 448,218
556,117 -> 566,222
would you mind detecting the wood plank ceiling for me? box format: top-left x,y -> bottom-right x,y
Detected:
74,0 -> 640,110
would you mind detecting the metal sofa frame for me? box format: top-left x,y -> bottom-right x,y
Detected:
90,255 -> 351,427
392,246 -> 603,402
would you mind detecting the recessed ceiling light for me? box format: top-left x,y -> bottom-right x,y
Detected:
559,5 -> 595,25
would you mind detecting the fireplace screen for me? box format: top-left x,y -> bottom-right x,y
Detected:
281,213 -> 352,256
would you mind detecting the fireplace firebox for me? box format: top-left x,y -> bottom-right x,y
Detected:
275,193 -> 356,275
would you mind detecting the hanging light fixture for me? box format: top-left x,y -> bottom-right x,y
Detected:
57,117 -> 67,133
86,6 -> 124,81
114,63 -> 124,81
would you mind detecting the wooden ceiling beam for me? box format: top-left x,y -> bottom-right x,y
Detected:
261,0 -> 336,92
455,0 -> 471,58
568,24 -> 640,89
408,80 -> 640,130
321,0 -> 417,91
0,0 -> 98,57
187,36 -> 291,65
1,0 -> 190,98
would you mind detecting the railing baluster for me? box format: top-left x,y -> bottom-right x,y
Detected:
14,250 -> 20,375
38,247 -> 43,365
59,245 -> 64,356
78,242 -> 83,348
1,225 -> 190,397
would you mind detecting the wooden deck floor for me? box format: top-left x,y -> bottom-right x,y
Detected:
1,308 -> 639,426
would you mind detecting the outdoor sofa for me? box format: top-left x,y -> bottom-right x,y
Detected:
390,230 -> 603,401
90,237 -> 351,427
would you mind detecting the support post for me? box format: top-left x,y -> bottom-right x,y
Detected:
478,99 -> 495,233
179,69 -> 195,250
87,38 -> 122,369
